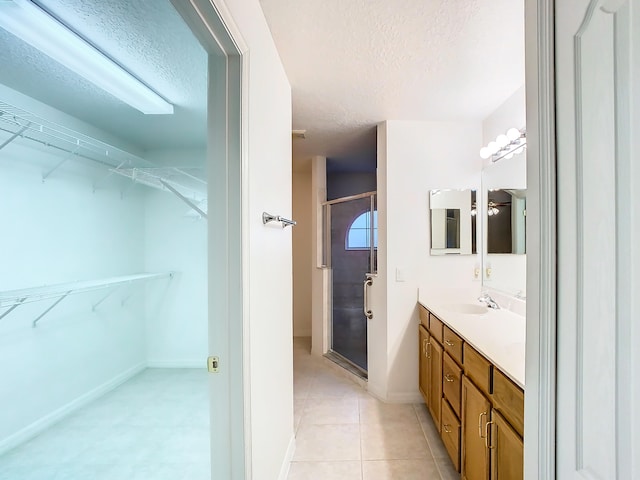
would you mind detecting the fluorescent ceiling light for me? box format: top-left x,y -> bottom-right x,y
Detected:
0,0 -> 174,115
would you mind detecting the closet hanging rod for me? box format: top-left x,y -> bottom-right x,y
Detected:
262,212 -> 296,228
0,272 -> 173,309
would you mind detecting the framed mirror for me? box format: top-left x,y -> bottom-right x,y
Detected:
429,189 -> 477,255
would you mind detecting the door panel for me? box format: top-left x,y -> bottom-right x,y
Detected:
555,0 -> 637,477
461,376 -> 490,480
328,195 -> 376,371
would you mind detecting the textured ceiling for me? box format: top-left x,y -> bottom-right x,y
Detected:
0,0 -> 207,151
259,0 -> 525,168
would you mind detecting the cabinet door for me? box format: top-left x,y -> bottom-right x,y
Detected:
490,410 -> 523,480
428,338 -> 443,432
418,325 -> 429,404
461,376 -> 490,480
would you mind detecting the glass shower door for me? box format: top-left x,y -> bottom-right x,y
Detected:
327,193 -> 376,373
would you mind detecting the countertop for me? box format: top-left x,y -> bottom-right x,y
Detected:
418,290 -> 526,389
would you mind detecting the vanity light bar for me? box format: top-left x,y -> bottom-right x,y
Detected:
0,0 -> 174,115
479,128 -> 526,162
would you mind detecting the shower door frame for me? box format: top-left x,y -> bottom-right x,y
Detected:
323,191 -> 377,375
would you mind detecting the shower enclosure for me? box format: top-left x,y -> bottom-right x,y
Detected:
323,192 -> 377,374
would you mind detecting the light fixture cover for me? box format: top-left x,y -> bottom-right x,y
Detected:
0,0 -> 173,115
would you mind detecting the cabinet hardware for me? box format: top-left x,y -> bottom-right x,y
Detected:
478,411 -> 487,438
444,374 -> 455,382
445,339 -> 455,347
443,424 -> 452,433
485,420 -> 495,449
426,340 -> 431,359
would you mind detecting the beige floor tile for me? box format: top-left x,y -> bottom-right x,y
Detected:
362,459 -> 441,480
361,422 -> 430,460
301,397 -> 359,425
293,424 -> 362,461
359,399 -> 419,425
287,461 -> 362,480
415,409 -> 450,461
435,458 -> 460,480
308,373 -> 366,398
294,398 -> 307,432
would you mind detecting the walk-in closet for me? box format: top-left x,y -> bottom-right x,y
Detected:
0,1 -> 211,478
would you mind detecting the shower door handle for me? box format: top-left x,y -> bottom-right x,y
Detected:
363,277 -> 373,320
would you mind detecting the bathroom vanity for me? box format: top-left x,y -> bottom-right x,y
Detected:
417,298 -> 525,480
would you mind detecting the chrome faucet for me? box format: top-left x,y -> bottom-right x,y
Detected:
478,293 -> 500,310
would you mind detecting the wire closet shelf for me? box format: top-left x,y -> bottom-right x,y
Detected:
0,100 -> 207,217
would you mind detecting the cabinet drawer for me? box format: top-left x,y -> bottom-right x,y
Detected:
419,305 -> 430,328
463,344 -> 493,395
443,352 -> 462,417
441,398 -> 461,472
429,314 -> 444,344
492,368 -> 524,437
443,326 -> 463,365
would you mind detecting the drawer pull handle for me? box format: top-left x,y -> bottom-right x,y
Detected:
478,412 -> 487,438
426,341 -> 431,359
444,374 -> 455,383
443,424 -> 452,433
444,339 -> 455,347
485,421 -> 495,449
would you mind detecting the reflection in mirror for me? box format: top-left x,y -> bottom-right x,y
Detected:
486,189 -> 526,254
430,189 -> 476,255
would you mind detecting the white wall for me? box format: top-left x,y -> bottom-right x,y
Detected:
0,139 -> 147,452
375,120 -> 482,401
223,0 -> 294,478
143,149 -> 207,367
144,191 -> 207,367
292,171 -> 312,337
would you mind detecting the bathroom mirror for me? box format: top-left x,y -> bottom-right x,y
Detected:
481,155 -> 526,297
429,189 -> 477,255
487,189 -> 526,254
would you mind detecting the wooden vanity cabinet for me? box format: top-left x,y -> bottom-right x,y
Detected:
427,336 -> 443,431
461,376 -> 491,480
418,304 -> 524,480
418,318 -> 443,431
490,410 -> 523,480
419,324 -> 429,403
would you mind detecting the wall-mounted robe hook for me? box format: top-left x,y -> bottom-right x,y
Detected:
262,212 -> 296,228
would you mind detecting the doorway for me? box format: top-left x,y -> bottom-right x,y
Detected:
324,192 -> 377,375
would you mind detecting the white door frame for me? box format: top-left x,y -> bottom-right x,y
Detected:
524,0 -> 557,478
170,1 -> 250,478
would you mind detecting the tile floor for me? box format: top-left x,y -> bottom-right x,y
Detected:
289,337 -> 459,480
0,341 -> 459,480
0,368 -> 210,480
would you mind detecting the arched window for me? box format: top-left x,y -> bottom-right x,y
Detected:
346,210 -> 378,250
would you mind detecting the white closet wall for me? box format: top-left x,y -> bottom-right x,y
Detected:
0,140 -> 148,451
144,148 -> 207,367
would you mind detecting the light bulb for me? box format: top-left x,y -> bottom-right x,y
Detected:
488,141 -> 499,154
496,134 -> 509,148
506,128 -> 521,141
471,209 -> 477,216
479,147 -> 491,159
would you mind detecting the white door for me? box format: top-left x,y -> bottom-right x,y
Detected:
555,0 -> 639,478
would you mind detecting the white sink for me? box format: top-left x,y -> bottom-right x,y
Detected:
442,303 -> 488,315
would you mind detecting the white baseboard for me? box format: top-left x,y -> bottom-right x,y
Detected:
386,391 -> 424,404
365,383 -> 423,404
146,359 -> 205,368
0,362 -> 146,456
277,435 -> 296,480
